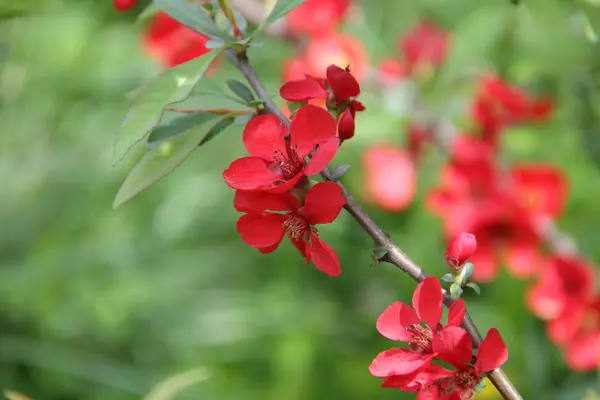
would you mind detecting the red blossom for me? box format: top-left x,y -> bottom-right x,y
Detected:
280,64 -> 364,139
113,0 -> 137,12
143,12 -> 213,68
556,296 -> 600,371
377,59 -> 408,85
304,34 -> 368,81
400,20 -> 449,72
233,182 -> 346,276
445,232 -> 477,272
471,75 -> 554,145
527,255 -> 595,321
223,106 -> 339,192
370,277 -> 466,378
361,146 -> 416,212
286,0 -> 350,37
509,164 -> 567,220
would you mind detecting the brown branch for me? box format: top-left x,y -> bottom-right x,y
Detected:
225,49 -> 523,400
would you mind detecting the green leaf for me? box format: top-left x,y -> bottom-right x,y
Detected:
441,273 -> 454,283
234,113 -> 253,125
372,245 -> 388,260
462,262 -> 475,282
226,79 -> 255,103
474,378 -> 487,393
204,39 -> 226,49
465,282 -> 481,296
137,3 -> 161,23
153,0 -> 221,37
198,116 -> 235,146
254,0 -> 307,36
113,116 -> 229,208
449,283 -> 463,300
148,113 -> 218,143
0,0 -> 59,19
113,50 -> 220,164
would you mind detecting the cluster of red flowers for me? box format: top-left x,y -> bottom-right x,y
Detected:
370,276 -> 508,398
222,64 -> 364,276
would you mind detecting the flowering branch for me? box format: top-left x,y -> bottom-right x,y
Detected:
225,49 -> 523,400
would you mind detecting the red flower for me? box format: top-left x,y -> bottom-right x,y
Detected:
471,75 -> 554,144
377,59 -> 407,85
400,20 -> 448,72
223,106 -> 339,192
527,255 -> 595,321
370,277 -> 466,378
361,146 -> 416,212
509,164 -> 567,220
304,33 -> 368,81
233,182 -> 346,276
286,0 -> 350,37
280,64 -> 365,139
426,327 -> 508,399
143,12 -> 213,68
113,0 -> 137,12
445,232 -> 477,272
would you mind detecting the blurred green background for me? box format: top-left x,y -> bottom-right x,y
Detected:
2,0 -> 600,399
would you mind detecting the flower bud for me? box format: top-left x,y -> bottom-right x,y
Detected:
445,232 -> 477,273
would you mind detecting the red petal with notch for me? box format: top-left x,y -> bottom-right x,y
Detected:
376,301 -> 419,342
301,181 -> 346,224
242,114 -> 287,160
280,77 -> 327,102
236,213 -> 286,249
234,190 -> 300,213
475,328 -> 508,375
290,105 -> 338,158
304,138 -> 340,176
326,64 -> 360,101
412,277 -> 443,330
223,157 -> 279,190
309,234 -> 341,276
432,326 -> 472,369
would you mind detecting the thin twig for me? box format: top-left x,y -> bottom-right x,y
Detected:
226,50 -> 523,400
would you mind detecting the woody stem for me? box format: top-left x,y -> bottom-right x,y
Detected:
225,50 -> 523,400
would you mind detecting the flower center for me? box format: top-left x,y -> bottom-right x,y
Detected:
282,212 -> 310,240
406,324 -> 433,352
271,145 -> 304,180
441,365 -> 479,399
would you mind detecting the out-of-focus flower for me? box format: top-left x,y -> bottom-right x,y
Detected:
361,146 -> 416,212
233,182 -> 346,276
304,33 -> 368,81
286,0 -> 351,37
510,164 -> 567,221
377,58 -> 407,85
143,12 -> 213,68
527,255 -> 595,320
400,20 -> 449,73
370,277 -> 466,378
113,0 -> 137,12
223,107 -> 339,192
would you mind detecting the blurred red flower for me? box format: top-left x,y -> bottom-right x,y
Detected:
113,0 -> 137,12
233,182 -> 346,276
303,33 -> 368,81
143,12 -> 213,68
223,107 -> 339,192
370,277 -> 466,378
400,20 -> 449,73
361,146 -> 416,212
286,0 -> 351,37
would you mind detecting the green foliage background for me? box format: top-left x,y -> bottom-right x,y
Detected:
2,0 -> 600,399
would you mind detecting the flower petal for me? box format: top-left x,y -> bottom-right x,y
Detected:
504,239 -> 543,278
236,213 -> 286,249
412,277 -> 443,330
223,156 -> 279,190
432,326 -> 472,369
301,181 -> 346,224
469,245 -> 499,283
290,104 -> 337,158
304,137 -> 340,176
564,332 -> 600,372
376,301 -> 419,342
475,328 -> 508,375
326,64 -> 360,101
369,348 -> 436,378
337,108 -> 355,140
309,234 -> 341,276
258,243 -> 281,254
290,236 -> 310,263
234,190 -> 300,213
280,77 -> 327,102
447,299 -> 466,327
242,114 -> 287,160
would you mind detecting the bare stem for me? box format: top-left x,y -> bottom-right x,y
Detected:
225,50 -> 523,400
